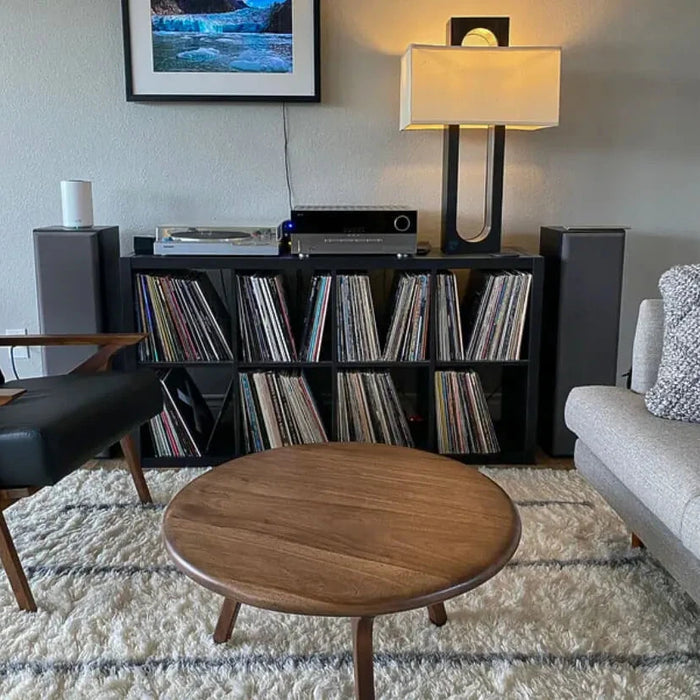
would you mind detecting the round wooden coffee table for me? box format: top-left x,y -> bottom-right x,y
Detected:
163,443 -> 520,700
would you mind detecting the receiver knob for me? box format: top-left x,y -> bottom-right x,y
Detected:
394,215 -> 412,232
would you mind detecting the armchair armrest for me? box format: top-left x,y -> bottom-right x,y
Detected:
0,334 -> 146,347
0,334 -> 148,375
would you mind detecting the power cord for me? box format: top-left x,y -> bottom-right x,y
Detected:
282,102 -> 294,211
10,347 -> 19,380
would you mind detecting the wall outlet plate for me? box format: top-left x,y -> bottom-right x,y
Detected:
5,329 -> 29,359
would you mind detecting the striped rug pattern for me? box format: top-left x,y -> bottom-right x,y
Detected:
0,465 -> 698,698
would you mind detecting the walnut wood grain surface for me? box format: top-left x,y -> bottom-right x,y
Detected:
0,334 -> 145,347
163,443 -> 521,617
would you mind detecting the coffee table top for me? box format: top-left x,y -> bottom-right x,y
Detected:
163,443 -> 521,617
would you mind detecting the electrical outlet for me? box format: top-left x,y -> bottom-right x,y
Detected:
5,329 -> 29,359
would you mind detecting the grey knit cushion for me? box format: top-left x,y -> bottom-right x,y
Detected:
645,265 -> 700,422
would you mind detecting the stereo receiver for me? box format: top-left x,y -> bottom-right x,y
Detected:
287,206 -> 417,256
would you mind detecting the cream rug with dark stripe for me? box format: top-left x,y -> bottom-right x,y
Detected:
1,465 -> 698,699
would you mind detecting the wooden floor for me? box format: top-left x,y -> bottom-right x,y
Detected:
1,450 -> 573,512
0,487 -> 40,512
1,489 -> 28,511
532,449 -> 574,471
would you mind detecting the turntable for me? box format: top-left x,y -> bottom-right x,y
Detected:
154,226 -> 281,256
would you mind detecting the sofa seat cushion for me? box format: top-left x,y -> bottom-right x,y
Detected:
680,498 -> 700,560
565,386 -> 700,558
0,370 -> 162,488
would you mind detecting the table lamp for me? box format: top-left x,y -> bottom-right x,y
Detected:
400,17 -> 561,254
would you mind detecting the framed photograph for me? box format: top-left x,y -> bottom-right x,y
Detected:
122,0 -> 320,102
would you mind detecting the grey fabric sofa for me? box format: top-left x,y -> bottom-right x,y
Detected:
565,299 -> 700,606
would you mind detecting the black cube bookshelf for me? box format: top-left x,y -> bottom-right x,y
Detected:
120,251 -> 543,467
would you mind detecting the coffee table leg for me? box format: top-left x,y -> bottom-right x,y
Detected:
352,617 -> 375,700
428,602 -> 447,627
214,598 -> 241,644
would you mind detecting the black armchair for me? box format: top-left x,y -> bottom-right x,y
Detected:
0,334 -> 162,611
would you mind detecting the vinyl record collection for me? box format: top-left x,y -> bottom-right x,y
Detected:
337,274 -> 381,361
337,372 -> 414,446
133,261 -> 536,463
436,272 -> 465,360
136,272 -> 232,363
299,274 -> 331,362
383,273 -> 431,361
148,369 -> 214,457
237,274 -> 297,362
465,272 -> 533,360
435,370 -> 500,455
239,372 -> 328,452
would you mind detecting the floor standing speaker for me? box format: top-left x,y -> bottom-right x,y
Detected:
538,226 -> 626,457
33,226 -> 120,376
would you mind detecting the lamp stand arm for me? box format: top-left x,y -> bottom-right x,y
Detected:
441,125 -> 505,254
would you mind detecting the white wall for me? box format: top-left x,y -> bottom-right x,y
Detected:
1,0 -> 699,379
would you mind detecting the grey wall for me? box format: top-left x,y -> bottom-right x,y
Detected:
1,0 -> 699,380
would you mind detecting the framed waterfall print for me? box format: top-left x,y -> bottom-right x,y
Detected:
122,0 -> 320,102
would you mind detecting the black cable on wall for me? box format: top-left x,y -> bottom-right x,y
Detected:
282,103 -> 294,211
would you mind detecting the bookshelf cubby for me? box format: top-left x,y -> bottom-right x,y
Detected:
120,251 -> 543,466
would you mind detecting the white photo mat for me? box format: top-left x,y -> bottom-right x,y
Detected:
123,0 -> 319,100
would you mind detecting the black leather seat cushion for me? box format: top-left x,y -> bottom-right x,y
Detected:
0,370 -> 162,488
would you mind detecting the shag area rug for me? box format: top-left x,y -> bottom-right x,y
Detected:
0,465 -> 698,699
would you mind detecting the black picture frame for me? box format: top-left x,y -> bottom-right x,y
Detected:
122,0 -> 321,102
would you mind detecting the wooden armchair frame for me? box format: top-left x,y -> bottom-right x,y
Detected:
0,334 -> 151,611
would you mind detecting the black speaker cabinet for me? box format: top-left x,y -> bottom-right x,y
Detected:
34,226 -> 120,375
538,226 -> 626,457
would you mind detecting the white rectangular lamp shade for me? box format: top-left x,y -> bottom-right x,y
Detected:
400,44 -> 561,130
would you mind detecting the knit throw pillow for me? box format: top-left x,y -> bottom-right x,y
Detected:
645,265 -> 700,422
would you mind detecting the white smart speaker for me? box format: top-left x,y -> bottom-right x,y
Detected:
60,180 -> 94,229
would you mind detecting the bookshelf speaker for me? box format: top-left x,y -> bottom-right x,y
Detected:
538,226 -> 626,457
33,226 -> 120,375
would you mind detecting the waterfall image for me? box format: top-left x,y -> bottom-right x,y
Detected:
151,0 -> 293,73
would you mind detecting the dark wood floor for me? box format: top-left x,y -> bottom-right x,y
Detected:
532,450 -> 574,471
1,489 -> 31,512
